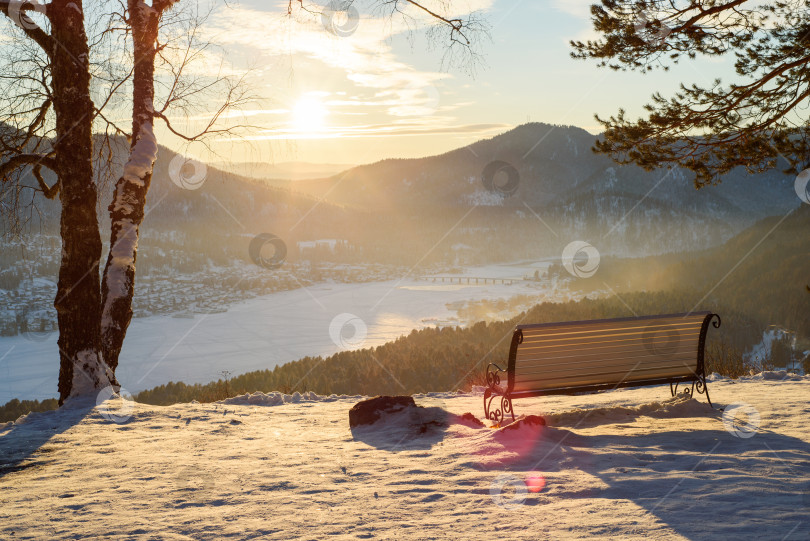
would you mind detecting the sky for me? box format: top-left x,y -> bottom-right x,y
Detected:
157,0 -> 738,166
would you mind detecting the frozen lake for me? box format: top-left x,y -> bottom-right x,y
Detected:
0,261 -> 572,402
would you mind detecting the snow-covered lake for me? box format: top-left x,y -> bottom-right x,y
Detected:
0,261 -> 571,402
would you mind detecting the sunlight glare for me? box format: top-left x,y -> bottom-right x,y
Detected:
292,96 -> 328,134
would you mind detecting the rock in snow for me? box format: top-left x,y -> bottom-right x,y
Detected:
348,395 -> 417,427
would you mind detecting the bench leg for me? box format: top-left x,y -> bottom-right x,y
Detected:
670,378 -> 712,408
484,388 -> 493,420
695,376 -> 713,408
501,395 -> 515,423
484,390 -> 515,425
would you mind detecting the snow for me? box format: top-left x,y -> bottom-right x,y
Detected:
464,189 -> 507,206
220,390 -> 328,406
1,378 -> 808,539
101,220 -> 139,330
101,120 -> 157,332
121,122 -> 158,188
745,370 -> 807,381
68,349 -> 113,400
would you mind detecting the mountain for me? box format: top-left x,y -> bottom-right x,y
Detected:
4,123 -> 801,264
289,123 -> 799,256
7,135 -> 362,241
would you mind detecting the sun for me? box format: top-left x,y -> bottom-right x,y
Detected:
291,96 -> 328,134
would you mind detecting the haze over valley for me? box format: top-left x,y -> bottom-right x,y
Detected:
2,122 -> 807,405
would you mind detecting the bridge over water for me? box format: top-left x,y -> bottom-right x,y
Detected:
416,275 -> 521,286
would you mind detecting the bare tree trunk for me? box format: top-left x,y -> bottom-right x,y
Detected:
50,0 -> 113,404
100,0 -> 163,372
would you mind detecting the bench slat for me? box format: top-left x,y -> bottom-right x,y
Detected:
514,352 -> 697,378
516,338 -> 699,360
517,317 -> 705,339
519,323 -> 702,343
514,355 -> 697,380
516,341 -> 698,364
515,311 -> 710,332
508,375 -> 697,399
518,324 -> 703,342
513,365 -> 697,391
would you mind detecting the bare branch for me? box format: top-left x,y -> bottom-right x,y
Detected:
0,0 -> 55,55
0,153 -> 57,179
32,164 -> 59,199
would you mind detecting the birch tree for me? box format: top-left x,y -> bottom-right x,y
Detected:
0,0 -> 246,403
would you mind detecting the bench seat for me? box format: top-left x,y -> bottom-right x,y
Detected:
483,312 -> 720,423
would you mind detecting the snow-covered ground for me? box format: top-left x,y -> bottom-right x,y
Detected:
0,265 -> 575,404
1,374 -> 808,539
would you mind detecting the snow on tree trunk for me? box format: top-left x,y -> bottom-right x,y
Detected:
100,122 -> 158,372
100,0 -> 163,373
50,1 -> 114,404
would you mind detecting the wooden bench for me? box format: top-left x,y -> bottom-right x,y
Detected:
483,312 -> 721,423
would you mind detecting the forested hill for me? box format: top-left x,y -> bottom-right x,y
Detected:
561,204 -> 810,338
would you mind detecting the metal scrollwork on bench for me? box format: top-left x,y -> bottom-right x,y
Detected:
483,363 -> 512,425
671,313 -> 720,407
483,329 -> 522,424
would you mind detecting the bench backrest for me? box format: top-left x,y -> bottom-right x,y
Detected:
508,312 -> 714,395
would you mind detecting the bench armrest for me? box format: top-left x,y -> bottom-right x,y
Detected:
485,363 -> 507,390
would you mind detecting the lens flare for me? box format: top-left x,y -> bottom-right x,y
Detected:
525,473 -> 546,493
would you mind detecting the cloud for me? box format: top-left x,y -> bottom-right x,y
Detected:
549,0 -> 594,19
220,121 -> 511,140
204,1 -> 491,122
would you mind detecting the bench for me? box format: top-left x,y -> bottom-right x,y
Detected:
483,311 -> 720,424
